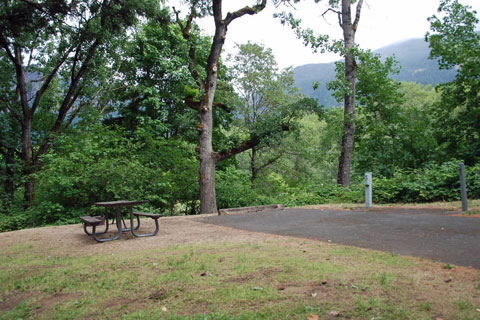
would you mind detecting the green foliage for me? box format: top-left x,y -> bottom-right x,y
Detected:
227,41 -> 317,181
355,82 -> 440,177
372,161 -> 480,203
2,0 -> 480,232
0,0 -> 162,206
0,122 -> 199,231
426,0 -> 480,164
215,168 -> 257,209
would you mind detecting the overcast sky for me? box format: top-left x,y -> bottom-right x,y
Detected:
189,0 -> 480,69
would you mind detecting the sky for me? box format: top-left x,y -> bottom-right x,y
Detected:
186,0 -> 480,69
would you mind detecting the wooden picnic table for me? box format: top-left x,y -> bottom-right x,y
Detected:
81,200 -> 162,242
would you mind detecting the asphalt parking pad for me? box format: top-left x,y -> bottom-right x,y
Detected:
200,208 -> 480,268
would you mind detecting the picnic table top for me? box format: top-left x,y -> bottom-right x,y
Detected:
95,200 -> 148,207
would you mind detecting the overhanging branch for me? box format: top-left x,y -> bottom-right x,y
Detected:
224,0 -> 267,26
213,137 -> 260,163
322,8 -> 342,28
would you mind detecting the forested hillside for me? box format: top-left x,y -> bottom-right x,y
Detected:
1,0 -> 479,232
293,38 -> 458,106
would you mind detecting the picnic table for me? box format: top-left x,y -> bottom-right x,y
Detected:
80,200 -> 162,242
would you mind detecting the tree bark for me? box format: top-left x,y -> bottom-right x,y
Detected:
337,0 -> 363,186
197,4 -> 227,214
21,116 -> 35,205
250,147 -> 258,182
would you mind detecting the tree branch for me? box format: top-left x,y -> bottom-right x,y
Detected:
322,8 -> 342,28
256,152 -> 284,171
0,36 -> 18,69
185,97 -> 231,113
32,38 -> 100,167
173,1 -> 204,91
213,137 -> 260,163
1,97 -> 22,123
19,0 -> 48,14
185,96 -> 199,110
31,45 -> 74,115
213,101 -> 232,113
353,0 -> 364,30
13,44 -> 30,118
224,0 -> 268,26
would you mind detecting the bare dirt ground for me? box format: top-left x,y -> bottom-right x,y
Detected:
0,215 -> 286,257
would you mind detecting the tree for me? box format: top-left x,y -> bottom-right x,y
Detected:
334,0 -> 364,186
0,0 -> 158,206
228,42 -> 307,181
173,0 -> 268,214
110,13 -> 197,137
328,50 -> 403,176
277,0 -> 364,186
426,0 -> 480,164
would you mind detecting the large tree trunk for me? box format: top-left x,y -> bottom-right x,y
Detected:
198,17 -> 227,214
198,90 -> 218,214
337,0 -> 362,186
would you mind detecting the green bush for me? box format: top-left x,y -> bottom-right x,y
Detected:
216,168 -> 257,209
1,124 -> 200,231
373,161 -> 480,203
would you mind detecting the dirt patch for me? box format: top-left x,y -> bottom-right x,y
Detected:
0,290 -> 79,316
0,215 -> 283,258
0,291 -> 38,313
36,292 -> 80,315
224,267 -> 284,284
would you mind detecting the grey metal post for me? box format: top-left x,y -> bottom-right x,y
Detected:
459,163 -> 468,212
365,172 -> 372,208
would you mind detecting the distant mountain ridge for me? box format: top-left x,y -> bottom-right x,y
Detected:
293,38 -> 457,106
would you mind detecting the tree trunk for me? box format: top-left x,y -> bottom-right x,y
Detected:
198,93 -> 217,214
198,17 -> 228,214
337,0 -> 361,186
21,116 -> 35,206
250,146 -> 258,182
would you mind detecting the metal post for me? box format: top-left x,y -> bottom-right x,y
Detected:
365,172 -> 372,208
459,163 -> 468,212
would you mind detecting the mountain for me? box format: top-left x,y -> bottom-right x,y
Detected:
293,38 -> 457,106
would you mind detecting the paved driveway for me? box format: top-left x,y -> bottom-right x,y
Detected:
200,208 -> 480,268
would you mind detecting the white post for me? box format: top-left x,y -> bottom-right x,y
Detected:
365,172 -> 372,208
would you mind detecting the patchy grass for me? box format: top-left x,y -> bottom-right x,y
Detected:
1,238 -> 479,319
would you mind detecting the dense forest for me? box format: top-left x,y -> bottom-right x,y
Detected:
1,0 -> 479,231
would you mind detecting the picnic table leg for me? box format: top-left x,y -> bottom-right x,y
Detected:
92,207 -> 122,242
130,213 -> 160,238
83,219 -> 109,236
120,206 -> 140,232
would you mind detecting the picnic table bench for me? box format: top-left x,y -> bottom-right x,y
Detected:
80,200 -> 163,242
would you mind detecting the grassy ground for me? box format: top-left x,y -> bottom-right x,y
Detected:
0,202 -> 479,319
